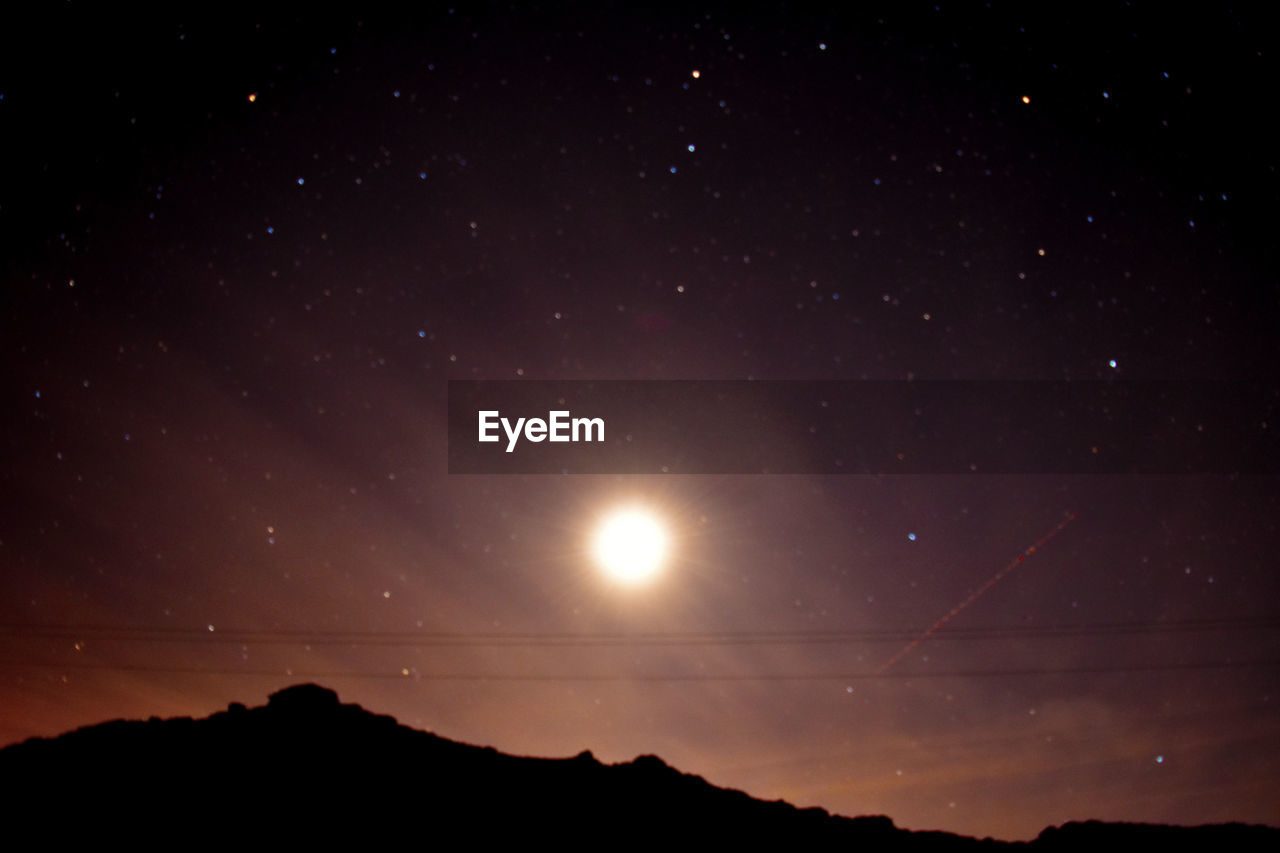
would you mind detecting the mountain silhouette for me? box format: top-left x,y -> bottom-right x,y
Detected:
1,683 -> 1274,848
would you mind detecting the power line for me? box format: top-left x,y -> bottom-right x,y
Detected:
2,657 -> 1277,681
0,617 -> 1275,647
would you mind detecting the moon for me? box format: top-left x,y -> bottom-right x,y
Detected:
591,507 -> 669,585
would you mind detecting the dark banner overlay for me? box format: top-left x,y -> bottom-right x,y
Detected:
447,381 -> 1279,475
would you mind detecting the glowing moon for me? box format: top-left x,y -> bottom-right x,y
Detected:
591,507 -> 669,585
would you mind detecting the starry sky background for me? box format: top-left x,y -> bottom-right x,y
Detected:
2,2 -> 1277,840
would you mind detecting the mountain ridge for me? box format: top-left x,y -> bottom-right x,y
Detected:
1,683 -> 1274,849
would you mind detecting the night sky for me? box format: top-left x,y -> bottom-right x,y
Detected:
2,3 -> 1278,840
